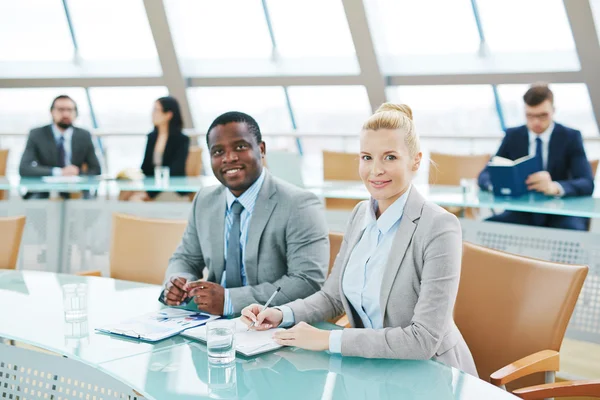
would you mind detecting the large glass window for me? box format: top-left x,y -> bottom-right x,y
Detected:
497,84 -> 599,137
165,0 -> 358,76
187,87 -> 292,133
67,0 -> 158,62
0,88 -> 91,131
591,0 -> 600,44
0,0 -> 74,62
265,0 -> 355,59
364,0 -> 480,74
477,0 -> 575,53
386,85 -> 502,136
286,86 -> 372,133
87,87 -> 168,131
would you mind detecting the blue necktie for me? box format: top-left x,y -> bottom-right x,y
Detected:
57,136 -> 66,168
534,137 -> 543,171
225,201 -> 244,288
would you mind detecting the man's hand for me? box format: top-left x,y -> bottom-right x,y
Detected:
61,165 -> 80,176
163,276 -> 188,306
526,171 -> 561,196
185,281 -> 225,316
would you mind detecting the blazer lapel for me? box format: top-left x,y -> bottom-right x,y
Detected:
211,188 -> 227,284
244,172 -> 277,285
379,188 -> 424,318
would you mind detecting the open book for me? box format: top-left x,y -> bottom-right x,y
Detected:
182,318 -> 284,357
487,155 -> 541,197
95,308 -> 219,342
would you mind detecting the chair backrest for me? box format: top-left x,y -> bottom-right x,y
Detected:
455,242 -> 588,386
109,213 -> 187,285
0,216 -> 26,270
266,151 -> 305,187
590,159 -> 599,178
322,151 -> 362,210
328,232 -> 344,277
323,151 -> 359,181
428,152 -> 491,185
0,149 -> 8,201
185,146 -> 203,177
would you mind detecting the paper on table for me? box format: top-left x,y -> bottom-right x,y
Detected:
96,308 -> 219,342
182,318 -> 284,356
41,176 -> 85,183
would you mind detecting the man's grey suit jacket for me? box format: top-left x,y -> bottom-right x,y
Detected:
165,171 -> 330,315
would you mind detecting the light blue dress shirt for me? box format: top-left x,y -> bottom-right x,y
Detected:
51,124 -> 73,176
221,170 -> 266,316
279,186 -> 411,353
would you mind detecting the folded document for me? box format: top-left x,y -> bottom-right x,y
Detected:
95,308 -> 219,342
182,318 -> 284,356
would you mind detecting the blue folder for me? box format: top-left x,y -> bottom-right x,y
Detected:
488,155 -> 542,197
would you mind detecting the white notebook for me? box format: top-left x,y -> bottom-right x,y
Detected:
95,308 -> 219,342
41,176 -> 85,183
182,318 -> 284,356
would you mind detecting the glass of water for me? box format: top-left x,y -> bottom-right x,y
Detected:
208,362 -> 237,399
207,319 -> 236,364
154,166 -> 170,186
62,283 -> 88,322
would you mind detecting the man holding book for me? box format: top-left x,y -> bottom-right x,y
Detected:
478,83 -> 595,230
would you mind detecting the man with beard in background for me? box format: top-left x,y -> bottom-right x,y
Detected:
19,95 -> 101,199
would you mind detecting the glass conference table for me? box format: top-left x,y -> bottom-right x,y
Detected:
0,271 -> 517,399
2,176 -> 600,218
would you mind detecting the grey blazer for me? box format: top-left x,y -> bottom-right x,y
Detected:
19,125 -> 101,176
165,171 -> 329,315
286,187 -> 478,376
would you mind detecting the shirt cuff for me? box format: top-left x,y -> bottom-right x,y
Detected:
222,289 -> 234,316
328,330 -> 343,354
554,182 -> 565,197
52,167 -> 62,176
275,305 -> 295,328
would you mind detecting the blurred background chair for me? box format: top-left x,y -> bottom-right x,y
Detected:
428,152 -> 491,219
0,216 -> 26,270
455,242 -> 588,393
513,379 -> 600,399
322,150 -> 361,210
0,149 -> 9,201
84,213 -> 187,284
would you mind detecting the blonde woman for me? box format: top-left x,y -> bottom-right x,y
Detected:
241,103 -> 477,376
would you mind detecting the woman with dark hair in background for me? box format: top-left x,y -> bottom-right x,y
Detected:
123,96 -> 190,201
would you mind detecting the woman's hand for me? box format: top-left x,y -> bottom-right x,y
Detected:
241,304 -> 283,331
273,322 -> 331,351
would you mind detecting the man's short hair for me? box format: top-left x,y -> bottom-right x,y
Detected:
523,83 -> 554,106
50,95 -> 78,113
206,111 -> 261,146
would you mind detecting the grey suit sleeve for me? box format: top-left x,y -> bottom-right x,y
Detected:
19,129 -> 53,177
164,191 -> 206,285
285,203 -> 364,324
341,211 -> 462,360
228,191 -> 329,315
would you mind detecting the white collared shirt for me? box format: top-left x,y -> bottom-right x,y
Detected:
527,122 -> 554,170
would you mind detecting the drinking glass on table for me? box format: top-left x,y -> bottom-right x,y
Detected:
207,319 -> 236,364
